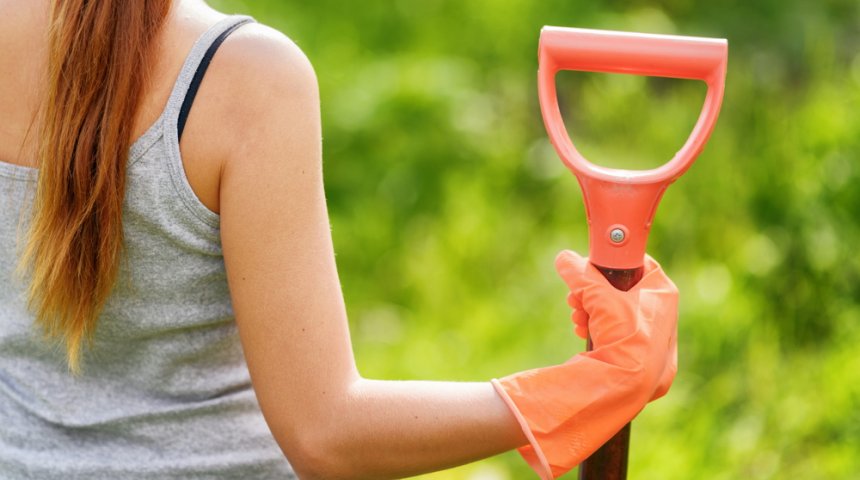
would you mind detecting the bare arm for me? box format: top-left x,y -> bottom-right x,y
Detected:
216,26 -> 525,479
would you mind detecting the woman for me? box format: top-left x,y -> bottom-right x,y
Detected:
0,1 -> 678,478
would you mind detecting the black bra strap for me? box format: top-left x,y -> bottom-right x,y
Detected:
177,19 -> 254,141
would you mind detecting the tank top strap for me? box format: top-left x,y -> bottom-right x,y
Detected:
161,15 -> 255,143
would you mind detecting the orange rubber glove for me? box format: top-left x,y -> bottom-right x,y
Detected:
491,250 -> 678,479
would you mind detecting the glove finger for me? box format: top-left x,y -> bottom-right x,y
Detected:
571,308 -> 588,329
566,291 -> 582,309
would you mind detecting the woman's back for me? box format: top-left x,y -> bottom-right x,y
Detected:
0,2 -> 295,478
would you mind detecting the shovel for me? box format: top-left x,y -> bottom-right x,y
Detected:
537,27 -> 727,479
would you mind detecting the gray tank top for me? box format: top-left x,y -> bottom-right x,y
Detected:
0,16 -> 295,479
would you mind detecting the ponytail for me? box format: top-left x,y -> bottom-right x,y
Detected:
19,0 -> 171,372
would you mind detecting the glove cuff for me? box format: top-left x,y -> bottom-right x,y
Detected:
491,378 -> 554,480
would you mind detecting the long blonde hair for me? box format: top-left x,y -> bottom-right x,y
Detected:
19,0 -> 171,372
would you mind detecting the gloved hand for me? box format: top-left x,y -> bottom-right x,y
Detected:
491,250 -> 678,479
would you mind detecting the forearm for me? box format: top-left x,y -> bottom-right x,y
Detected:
290,378 -> 527,480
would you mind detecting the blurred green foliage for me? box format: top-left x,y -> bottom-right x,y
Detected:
211,1 -> 860,478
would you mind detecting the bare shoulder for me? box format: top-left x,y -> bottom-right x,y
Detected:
195,21 -> 320,163
219,23 -> 316,86
214,23 -> 318,116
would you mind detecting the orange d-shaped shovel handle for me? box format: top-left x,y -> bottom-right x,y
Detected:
538,27 -> 727,270
537,26 -> 727,480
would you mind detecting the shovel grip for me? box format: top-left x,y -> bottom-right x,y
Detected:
537,26 -> 727,186
539,27 -> 727,82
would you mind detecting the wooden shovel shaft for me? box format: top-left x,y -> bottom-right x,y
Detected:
578,265 -> 644,480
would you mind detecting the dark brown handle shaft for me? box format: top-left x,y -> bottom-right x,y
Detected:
578,265 -> 644,480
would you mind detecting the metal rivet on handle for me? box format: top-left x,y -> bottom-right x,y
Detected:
609,228 -> 625,243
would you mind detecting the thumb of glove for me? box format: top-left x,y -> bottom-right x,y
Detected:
554,250 -> 603,291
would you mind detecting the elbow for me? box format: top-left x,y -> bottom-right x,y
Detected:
265,379 -> 368,479
281,433 -> 341,480
278,424 -> 362,480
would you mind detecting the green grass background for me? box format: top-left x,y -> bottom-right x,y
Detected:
210,1 -> 860,478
